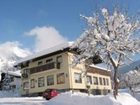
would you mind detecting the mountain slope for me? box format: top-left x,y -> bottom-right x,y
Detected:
0,42 -> 31,72
119,60 -> 140,73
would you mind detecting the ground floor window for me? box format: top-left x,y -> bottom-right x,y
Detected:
103,78 -> 106,85
106,78 -> 109,85
57,73 -> 65,84
23,82 -> 29,90
93,76 -> 98,85
47,75 -> 54,86
74,73 -> 82,83
38,77 -> 45,87
99,77 -> 103,85
30,79 -> 35,88
87,76 -> 92,84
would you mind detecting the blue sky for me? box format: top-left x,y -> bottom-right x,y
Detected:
0,0 -> 140,60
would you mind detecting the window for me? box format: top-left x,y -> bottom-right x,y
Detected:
11,85 -> 16,89
87,76 -> 92,84
103,78 -> 106,85
23,82 -> 29,90
22,69 -> 29,78
57,73 -> 65,84
74,73 -> 82,83
56,56 -> 62,69
10,76 -> 14,82
21,62 -> 29,69
99,77 -> 103,85
38,61 -> 43,65
46,58 -> 55,70
46,59 -> 53,63
23,69 -> 29,74
93,76 -> 98,85
47,75 -> 54,86
30,79 -> 35,88
106,78 -> 109,85
38,77 -> 45,87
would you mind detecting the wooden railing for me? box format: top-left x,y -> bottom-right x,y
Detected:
30,62 -> 55,74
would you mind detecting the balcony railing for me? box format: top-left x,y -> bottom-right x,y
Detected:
30,62 -> 55,74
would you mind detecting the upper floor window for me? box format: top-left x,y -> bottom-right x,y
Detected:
21,62 -> 29,69
38,61 -> 43,65
45,58 -> 55,70
87,76 -> 92,85
93,76 -> 98,85
56,56 -> 62,69
57,73 -> 65,84
22,69 -> 29,78
46,59 -> 53,63
74,73 -> 82,83
23,69 -> 29,74
38,77 -> 45,87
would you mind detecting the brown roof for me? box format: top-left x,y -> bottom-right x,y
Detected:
87,66 -> 111,76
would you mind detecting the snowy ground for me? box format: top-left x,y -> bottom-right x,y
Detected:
0,97 -> 47,105
119,88 -> 140,101
0,90 -> 139,105
47,92 -> 140,105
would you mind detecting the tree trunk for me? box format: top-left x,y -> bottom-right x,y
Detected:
113,67 -> 119,99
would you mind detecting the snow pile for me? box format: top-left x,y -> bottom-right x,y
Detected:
47,92 -> 140,105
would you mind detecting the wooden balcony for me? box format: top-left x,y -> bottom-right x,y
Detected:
30,62 -> 55,74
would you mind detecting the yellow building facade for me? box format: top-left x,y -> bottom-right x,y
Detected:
16,46 -> 112,96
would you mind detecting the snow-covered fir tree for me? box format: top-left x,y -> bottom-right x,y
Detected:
72,8 -> 140,98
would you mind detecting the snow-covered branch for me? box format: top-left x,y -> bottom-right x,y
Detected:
72,8 -> 140,68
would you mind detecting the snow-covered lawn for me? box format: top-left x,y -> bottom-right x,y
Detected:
0,91 -> 139,105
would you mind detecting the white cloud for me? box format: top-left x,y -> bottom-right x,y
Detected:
25,26 -> 67,52
0,41 -> 31,60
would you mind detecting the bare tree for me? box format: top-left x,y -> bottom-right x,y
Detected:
72,8 -> 140,99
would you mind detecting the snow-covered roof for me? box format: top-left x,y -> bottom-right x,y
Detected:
89,64 -> 111,71
16,42 -> 73,64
